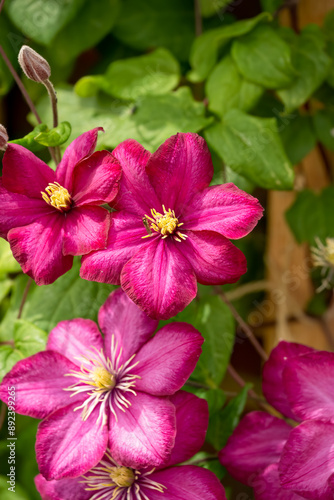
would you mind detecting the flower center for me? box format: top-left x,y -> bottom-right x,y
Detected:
143,205 -> 187,242
64,338 -> 140,426
82,451 -> 167,500
109,467 -> 135,488
91,367 -> 116,390
41,182 -> 72,211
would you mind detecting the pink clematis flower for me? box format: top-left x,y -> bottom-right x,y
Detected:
0,128 -> 121,285
35,391 -> 227,500
0,289 -> 203,480
218,341 -> 320,499
80,133 -> 263,320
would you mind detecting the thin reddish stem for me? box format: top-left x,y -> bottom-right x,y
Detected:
218,289 -> 268,362
227,364 -> 269,413
17,277 -> 33,319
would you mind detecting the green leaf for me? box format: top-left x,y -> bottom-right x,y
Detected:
206,384 -> 250,450
231,24 -> 295,89
206,54 -> 263,118
285,187 -> 334,244
0,261 -> 115,341
170,295 -> 235,387
5,0 -> 86,45
113,0 -> 195,61
34,121 -> 71,147
205,109 -> 294,189
260,0 -> 284,14
279,113 -> 316,165
187,452 -> 226,479
277,26 -> 331,111
0,345 -> 22,382
199,0 -> 230,17
188,12 -> 271,82
0,240 -> 21,275
50,0 -> 120,65
34,87 -> 212,153
8,124 -> 48,152
184,387 -> 226,413
77,48 -> 180,101
0,280 -> 13,304
313,109 -> 334,151
0,476 -> 30,500
13,320 -> 47,357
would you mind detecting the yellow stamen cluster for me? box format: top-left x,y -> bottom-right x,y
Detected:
109,467 -> 135,488
41,182 -> 72,211
143,205 -> 187,242
91,367 -> 116,390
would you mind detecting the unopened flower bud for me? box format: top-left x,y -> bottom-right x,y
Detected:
0,124 -> 8,151
18,45 -> 51,83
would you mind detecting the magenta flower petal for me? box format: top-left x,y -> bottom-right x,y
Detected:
112,138 -> 159,214
255,464 -> 304,500
219,411 -> 292,484
149,466 -> 227,500
182,183 -> 263,239
56,127 -> 103,191
71,150 -> 121,206
0,181 -> 53,239
47,319 -> 103,368
0,351 -> 78,419
163,391 -> 209,468
62,206 -> 110,256
98,288 -> 158,364
180,230 -> 247,285
108,391 -> 176,468
262,341 -> 314,420
283,351 -> 334,423
121,238 -> 197,320
8,213 -> 73,285
35,474 -> 90,500
2,144 -> 55,198
133,323 -> 203,395
146,133 -> 213,212
279,420 -> 334,499
80,211 -> 150,285
36,401 -> 108,480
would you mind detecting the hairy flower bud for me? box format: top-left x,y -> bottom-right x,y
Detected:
18,45 -> 51,83
0,124 -> 8,151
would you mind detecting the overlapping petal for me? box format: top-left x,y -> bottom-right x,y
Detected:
71,150 -> 121,206
8,213 -> 73,285
182,183 -> 263,239
133,323 -> 203,395
56,128 -> 103,191
283,351 -> 334,423
80,212 -> 150,285
149,466 -> 227,500
2,144 -> 55,198
98,288 -> 158,364
121,237 -> 197,320
47,319 -> 103,368
219,411 -> 291,484
262,341 -> 314,420
181,230 -> 247,285
279,420 -> 334,499
0,351 -> 79,419
255,464 -> 304,500
36,401 -> 109,480
146,133 -> 213,213
163,391 -> 209,467
0,181 -> 53,239
35,474 -> 90,500
112,138 -> 158,214
62,206 -> 110,256
108,391 -> 176,468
